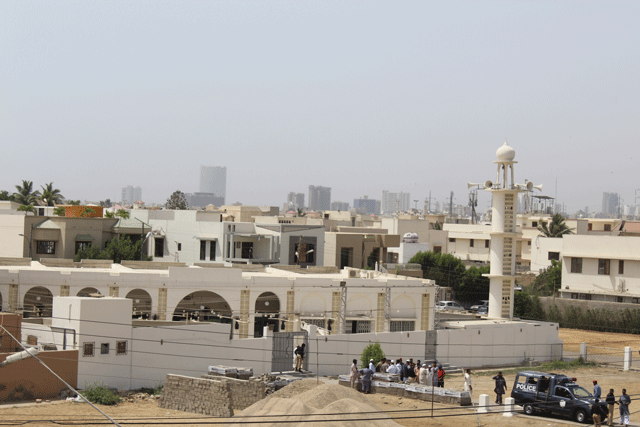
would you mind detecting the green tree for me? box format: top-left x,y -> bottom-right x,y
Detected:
17,204 -> 34,215
529,260 -> 562,296
81,207 -> 96,217
104,211 -> 115,218
166,190 -> 188,210
75,236 -> 150,263
99,199 -> 112,208
53,206 -> 66,216
39,182 -> 63,206
537,214 -> 574,237
66,200 -> 81,205
432,221 -> 443,230
455,265 -> 490,303
0,190 -> 13,201
514,292 -> 545,320
360,341 -> 385,368
13,180 -> 40,205
115,209 -> 130,219
409,251 -> 467,291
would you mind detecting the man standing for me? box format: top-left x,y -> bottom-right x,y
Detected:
397,358 -> 405,381
464,369 -> 473,395
593,380 -> 602,400
492,372 -> 507,405
359,367 -> 374,394
380,358 -> 389,373
619,389 -> 630,426
437,364 -> 446,388
605,389 -> 617,426
294,343 -> 305,372
387,360 -> 399,375
350,359 -> 359,389
592,399 -> 607,427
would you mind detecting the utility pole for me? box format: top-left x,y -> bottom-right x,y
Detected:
449,191 -> 454,220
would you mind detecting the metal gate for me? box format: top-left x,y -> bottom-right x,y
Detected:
271,331 -> 308,373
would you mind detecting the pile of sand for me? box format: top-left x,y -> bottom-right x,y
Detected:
231,379 -> 401,427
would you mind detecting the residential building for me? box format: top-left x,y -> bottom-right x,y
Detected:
308,185 -> 331,211
286,192 -> 305,211
199,166 -> 227,203
381,191 -> 410,215
353,196 -> 380,215
121,186 -> 142,205
323,227 -> 400,269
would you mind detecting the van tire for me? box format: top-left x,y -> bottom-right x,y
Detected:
523,404 -> 534,415
574,409 -> 587,423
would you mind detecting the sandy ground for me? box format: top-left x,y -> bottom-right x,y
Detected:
2,328 -> 640,426
560,328 -> 640,353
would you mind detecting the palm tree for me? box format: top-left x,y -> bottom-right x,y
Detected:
40,182 -> 64,206
13,180 -> 40,206
115,209 -> 130,219
537,214 -> 574,237
0,190 -> 13,201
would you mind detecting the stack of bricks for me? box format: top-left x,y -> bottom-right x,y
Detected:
159,373 -> 266,417
158,374 -> 233,417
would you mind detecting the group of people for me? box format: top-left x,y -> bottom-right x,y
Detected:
349,357 -> 448,393
591,380 -> 631,427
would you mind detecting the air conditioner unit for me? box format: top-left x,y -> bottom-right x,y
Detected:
348,270 -> 357,278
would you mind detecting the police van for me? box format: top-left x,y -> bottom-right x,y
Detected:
511,371 -> 605,423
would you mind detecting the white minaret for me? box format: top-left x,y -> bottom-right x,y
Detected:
482,141 -> 523,320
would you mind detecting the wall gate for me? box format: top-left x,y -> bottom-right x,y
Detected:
271,331 -> 308,373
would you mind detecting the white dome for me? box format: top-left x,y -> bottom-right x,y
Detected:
496,140 -> 515,161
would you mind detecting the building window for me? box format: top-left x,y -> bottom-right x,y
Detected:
101,343 -> 110,355
448,238 -> 456,243
588,223 -> 593,231
604,224 -> 612,232
469,239 -> 474,247
433,246 -> 442,254
582,293 -> 592,301
548,252 -> 560,261
531,221 -> 538,227
210,241 -> 216,261
619,260 -> 624,274
485,240 -> 490,248
177,243 -> 181,251
570,258 -> 583,273
340,247 -> 353,269
390,321 -> 415,332
571,293 -> 579,299
75,241 -> 92,254
36,241 -> 56,255
598,259 -> 610,275
617,297 -> 624,303
154,238 -> 164,258
83,342 -> 95,357
116,341 -> 127,355
200,240 -> 206,261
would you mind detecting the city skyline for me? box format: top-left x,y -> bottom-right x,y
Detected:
2,2 -> 639,212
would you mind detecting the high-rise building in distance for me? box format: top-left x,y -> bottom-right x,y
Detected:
287,192 -> 305,210
381,191 -> 410,215
331,201 -> 350,211
308,185 -> 331,211
121,186 -> 142,205
199,166 -> 227,204
602,192 -> 620,217
354,196 -> 381,215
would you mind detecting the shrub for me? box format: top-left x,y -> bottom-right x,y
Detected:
83,383 -> 121,405
360,341 -> 385,368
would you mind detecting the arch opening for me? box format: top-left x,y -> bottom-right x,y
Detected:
126,289 -> 153,320
23,287 -> 53,318
172,291 -> 232,323
254,292 -> 280,337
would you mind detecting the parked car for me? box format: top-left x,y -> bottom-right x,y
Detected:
436,301 -> 464,312
470,300 -> 489,312
511,371 -> 604,423
477,305 -> 488,315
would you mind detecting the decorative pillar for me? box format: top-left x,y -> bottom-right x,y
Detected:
376,292 -> 385,332
60,285 -> 70,297
240,289 -> 250,339
286,290 -> 295,332
109,286 -> 119,297
421,293 -> 432,331
157,288 -> 167,321
8,284 -> 19,313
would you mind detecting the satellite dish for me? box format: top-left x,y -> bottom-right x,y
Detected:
484,180 -> 493,189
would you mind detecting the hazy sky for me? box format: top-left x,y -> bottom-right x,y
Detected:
1,1 -> 639,213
